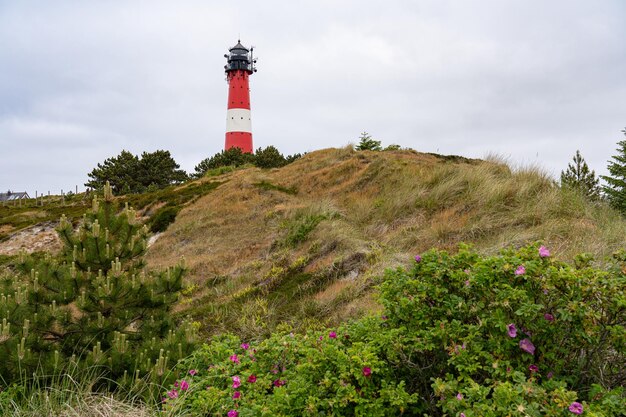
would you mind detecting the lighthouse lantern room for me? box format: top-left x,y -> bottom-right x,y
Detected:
224,40 -> 257,153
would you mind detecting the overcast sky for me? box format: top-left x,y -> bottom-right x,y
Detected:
1,0 -> 625,196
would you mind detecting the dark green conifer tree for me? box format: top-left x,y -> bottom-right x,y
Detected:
355,132 -> 382,151
601,129 -> 626,214
560,150 -> 600,200
0,182 -> 197,390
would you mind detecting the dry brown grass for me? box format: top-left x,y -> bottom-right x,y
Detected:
145,147 -> 626,337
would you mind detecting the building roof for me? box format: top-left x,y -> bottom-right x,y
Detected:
229,40 -> 249,53
0,191 -> 30,202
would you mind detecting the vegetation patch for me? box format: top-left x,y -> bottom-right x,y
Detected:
162,244 -> 626,416
284,214 -> 326,247
0,183 -> 198,403
253,181 -> 297,195
148,205 -> 180,233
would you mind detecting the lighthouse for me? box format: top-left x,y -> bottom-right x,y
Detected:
224,40 -> 257,153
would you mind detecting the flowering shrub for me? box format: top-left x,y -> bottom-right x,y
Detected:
165,244 -> 625,416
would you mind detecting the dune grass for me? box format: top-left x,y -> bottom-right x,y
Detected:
144,147 -> 626,343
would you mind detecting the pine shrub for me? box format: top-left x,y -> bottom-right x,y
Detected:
0,182 -> 198,394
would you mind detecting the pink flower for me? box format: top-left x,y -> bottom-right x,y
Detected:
519,338 -> 536,355
228,410 -> 239,417
161,397 -> 167,403
229,354 -> 240,364
569,402 -> 583,414
515,265 -> 526,275
329,331 -> 337,339
179,380 -> 189,391
460,414 -> 466,417
273,379 -> 286,387
247,374 -> 257,383
529,364 -> 539,373
414,255 -> 422,262
544,313 -> 555,322
456,392 -> 463,400
318,336 -> 323,341
464,280 -> 470,286
188,369 -> 197,376
547,371 -> 554,379
167,389 -> 178,399
362,367 -> 372,377
240,343 -> 250,350
232,376 -> 241,389
507,323 -> 517,338
539,246 -> 550,258
232,391 -> 241,399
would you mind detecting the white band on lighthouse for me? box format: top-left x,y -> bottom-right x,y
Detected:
226,108 -> 252,133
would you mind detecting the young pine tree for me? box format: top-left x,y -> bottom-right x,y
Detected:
560,150 -> 600,200
601,129 -> 626,214
355,132 -> 382,151
0,182 -> 197,389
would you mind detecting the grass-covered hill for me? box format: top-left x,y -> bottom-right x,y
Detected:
1,146 -> 625,416
142,146 -> 626,339
2,146 -> 625,337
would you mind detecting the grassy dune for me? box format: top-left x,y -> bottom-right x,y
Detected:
145,147 -> 626,339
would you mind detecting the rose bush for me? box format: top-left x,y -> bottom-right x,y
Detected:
164,244 -> 625,416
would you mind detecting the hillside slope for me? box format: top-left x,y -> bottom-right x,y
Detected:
145,147 -> 626,338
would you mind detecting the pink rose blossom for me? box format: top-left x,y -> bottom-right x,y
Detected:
362,367 -> 372,377
240,343 -> 250,350
569,402 -> 583,414
456,392 -> 463,400
544,313 -> 555,322
232,376 -> 241,389
414,255 -> 422,262
273,379 -> 286,387
247,374 -> 257,383
180,380 -> 189,391
167,389 -> 178,399
229,354 -> 240,364
188,369 -> 197,376
519,338 -> 536,355
228,410 -> 239,417
515,265 -> 526,275
232,391 -> 241,399
507,323 -> 517,338
529,364 -> 539,373
539,246 -> 551,258
329,331 -> 337,339
460,414 -> 466,417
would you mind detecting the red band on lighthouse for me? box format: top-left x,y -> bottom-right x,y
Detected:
224,41 -> 256,154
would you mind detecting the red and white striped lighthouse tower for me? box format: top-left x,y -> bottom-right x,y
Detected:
224,40 -> 257,153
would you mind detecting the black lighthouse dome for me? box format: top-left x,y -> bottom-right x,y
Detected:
224,40 -> 256,73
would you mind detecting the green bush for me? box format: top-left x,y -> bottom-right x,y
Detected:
284,214 -> 326,246
161,244 -> 625,416
150,206 -> 180,233
0,183 -> 198,398
193,147 -> 302,177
